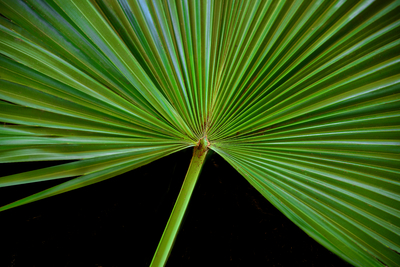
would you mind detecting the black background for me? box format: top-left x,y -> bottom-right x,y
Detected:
1,148 -> 350,266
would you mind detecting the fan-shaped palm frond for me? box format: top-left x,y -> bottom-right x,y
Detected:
0,0 -> 399,266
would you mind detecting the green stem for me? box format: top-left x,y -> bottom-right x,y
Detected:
150,137 -> 209,267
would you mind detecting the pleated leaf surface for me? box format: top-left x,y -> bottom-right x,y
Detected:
0,1 -> 399,266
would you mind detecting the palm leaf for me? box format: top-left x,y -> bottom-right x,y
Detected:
0,0 -> 399,266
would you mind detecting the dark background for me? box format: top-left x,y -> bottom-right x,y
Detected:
0,148 -> 350,266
